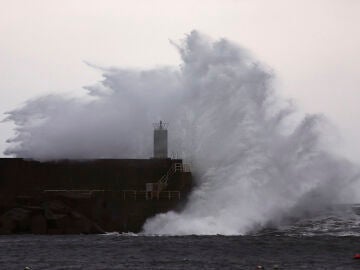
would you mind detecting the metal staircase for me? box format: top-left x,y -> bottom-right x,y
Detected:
158,162 -> 190,186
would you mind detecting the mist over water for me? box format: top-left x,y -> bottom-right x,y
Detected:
4,31 -> 359,235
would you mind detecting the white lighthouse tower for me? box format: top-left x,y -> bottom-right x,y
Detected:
153,120 -> 168,159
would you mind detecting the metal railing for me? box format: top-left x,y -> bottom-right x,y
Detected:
43,162 -> 189,201
158,162 -> 190,185
43,189 -> 181,201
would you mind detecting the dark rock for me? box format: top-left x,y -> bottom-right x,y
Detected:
31,214 -> 47,234
0,218 -> 15,234
67,210 -> 105,234
42,204 -> 105,234
47,200 -> 69,214
0,208 -> 31,233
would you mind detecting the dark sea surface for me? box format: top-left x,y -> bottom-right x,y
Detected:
2,206 -> 360,270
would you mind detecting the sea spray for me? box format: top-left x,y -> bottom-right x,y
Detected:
4,31 -> 359,234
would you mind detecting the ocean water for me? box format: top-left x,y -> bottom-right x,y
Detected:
1,234 -> 360,269
2,206 -> 360,270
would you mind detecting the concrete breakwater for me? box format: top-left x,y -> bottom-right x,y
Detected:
0,158 -> 193,234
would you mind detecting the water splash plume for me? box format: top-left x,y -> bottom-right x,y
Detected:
4,31 -> 359,235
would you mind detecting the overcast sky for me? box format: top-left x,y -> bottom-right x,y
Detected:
1,0 -> 360,161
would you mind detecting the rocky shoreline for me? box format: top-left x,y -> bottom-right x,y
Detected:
0,200 -> 105,234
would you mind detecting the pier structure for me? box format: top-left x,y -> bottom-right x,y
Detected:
0,121 -> 193,234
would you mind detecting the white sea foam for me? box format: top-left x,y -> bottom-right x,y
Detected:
4,31 -> 359,235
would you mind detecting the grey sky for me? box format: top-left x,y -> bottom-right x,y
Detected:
1,0 -> 360,160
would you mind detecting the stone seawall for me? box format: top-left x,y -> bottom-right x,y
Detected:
0,158 -> 193,234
